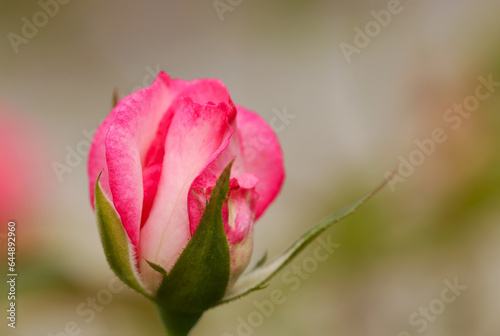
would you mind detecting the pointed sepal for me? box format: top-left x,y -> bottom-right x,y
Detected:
94,172 -> 151,299
112,87 -> 119,108
217,174 -> 393,305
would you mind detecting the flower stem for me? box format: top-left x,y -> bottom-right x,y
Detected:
157,305 -> 203,336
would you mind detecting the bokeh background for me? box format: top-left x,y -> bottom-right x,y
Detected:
1,0 -> 500,335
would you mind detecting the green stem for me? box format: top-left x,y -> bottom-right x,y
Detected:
157,305 -> 203,336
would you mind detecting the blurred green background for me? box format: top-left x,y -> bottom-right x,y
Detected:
1,0 -> 500,335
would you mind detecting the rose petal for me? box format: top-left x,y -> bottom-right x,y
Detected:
187,115 -> 259,284
139,78 -> 233,229
139,98 -> 234,290
236,106 -> 285,219
88,72 -> 175,247
140,111 -> 174,228
174,78 -> 234,107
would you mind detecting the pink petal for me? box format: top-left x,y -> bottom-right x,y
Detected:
187,114 -> 259,283
187,115 -> 257,242
225,183 -> 257,285
175,78 -> 234,106
139,77 -> 230,230
236,106 -> 285,219
88,119 -> 113,207
188,160 -> 258,284
88,72 -> 176,247
226,188 -> 255,287
189,174 -> 258,242
139,98 -> 234,289
140,111 -> 174,228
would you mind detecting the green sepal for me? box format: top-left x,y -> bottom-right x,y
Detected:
252,251 -> 268,271
94,172 -> 152,299
146,260 -> 168,276
154,161 -> 233,316
112,87 -> 119,108
216,174 -> 392,305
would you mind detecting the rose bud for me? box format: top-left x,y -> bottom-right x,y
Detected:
88,71 -> 393,336
88,72 -> 285,331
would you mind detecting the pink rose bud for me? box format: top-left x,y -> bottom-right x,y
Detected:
88,72 -> 285,297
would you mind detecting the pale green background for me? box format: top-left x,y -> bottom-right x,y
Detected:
1,0 -> 500,335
